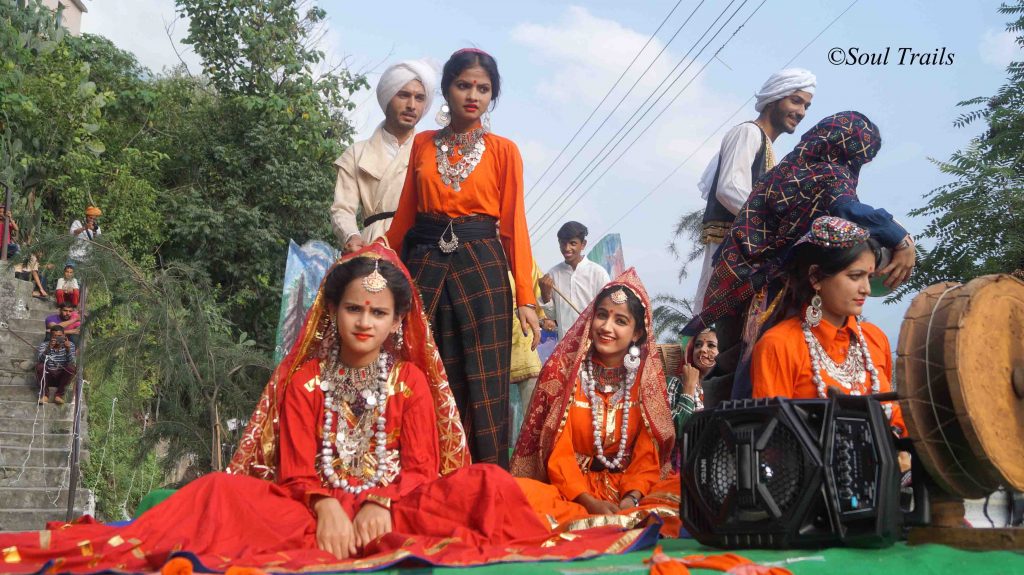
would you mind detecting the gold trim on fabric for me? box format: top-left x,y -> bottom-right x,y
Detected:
39,531 -> 52,550
423,537 -> 462,556
2,546 -> 21,563
105,535 -> 124,548
701,222 -> 731,245
77,540 -> 94,557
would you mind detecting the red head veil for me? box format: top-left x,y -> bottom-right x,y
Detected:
510,268 -> 675,480
228,243 -> 470,478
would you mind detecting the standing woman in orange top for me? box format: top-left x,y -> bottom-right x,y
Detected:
386,49 -> 540,468
751,216 -> 905,435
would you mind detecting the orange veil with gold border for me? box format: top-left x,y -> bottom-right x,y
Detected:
510,268 -> 675,480
227,243 -> 470,478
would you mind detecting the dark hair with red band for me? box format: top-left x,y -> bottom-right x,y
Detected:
442,48 -> 501,106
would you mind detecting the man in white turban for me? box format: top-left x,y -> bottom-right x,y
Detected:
691,68 -> 816,313
331,59 -> 439,251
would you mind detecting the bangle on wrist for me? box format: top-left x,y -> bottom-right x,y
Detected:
365,494 -> 392,510
625,493 -> 640,506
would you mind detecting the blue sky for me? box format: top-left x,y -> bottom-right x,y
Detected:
83,0 -> 1018,343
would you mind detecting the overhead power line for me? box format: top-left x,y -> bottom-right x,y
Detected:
525,0 -> 701,204
531,0 -> 760,242
590,0 -> 861,243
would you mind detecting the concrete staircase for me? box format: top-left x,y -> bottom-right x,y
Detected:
0,270 -> 94,532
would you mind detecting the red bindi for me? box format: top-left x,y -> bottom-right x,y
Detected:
365,300 -> 371,306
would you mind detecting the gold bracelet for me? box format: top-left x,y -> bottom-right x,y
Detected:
365,494 -> 392,510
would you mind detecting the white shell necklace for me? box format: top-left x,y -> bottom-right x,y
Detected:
802,319 -> 880,398
579,356 -> 638,471
319,351 -> 393,493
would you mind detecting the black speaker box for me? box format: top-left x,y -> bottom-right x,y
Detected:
680,394 -> 925,548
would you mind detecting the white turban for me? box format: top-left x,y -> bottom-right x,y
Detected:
376,59 -> 439,114
754,68 -> 817,112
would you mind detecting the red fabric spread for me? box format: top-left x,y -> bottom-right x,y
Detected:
0,471 -> 657,573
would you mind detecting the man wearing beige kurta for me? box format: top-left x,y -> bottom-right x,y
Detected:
331,59 -> 439,252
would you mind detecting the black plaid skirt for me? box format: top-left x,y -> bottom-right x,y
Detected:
402,213 -> 513,468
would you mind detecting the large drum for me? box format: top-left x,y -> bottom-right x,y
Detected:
896,274 -> 1024,500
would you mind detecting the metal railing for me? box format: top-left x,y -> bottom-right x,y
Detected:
1,181 -> 11,262
65,284 -> 87,521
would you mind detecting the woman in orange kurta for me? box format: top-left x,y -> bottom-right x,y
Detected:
0,246 -> 666,574
751,216 -> 905,435
511,269 -> 681,535
385,49 -> 539,468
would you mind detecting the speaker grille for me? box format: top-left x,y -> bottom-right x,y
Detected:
760,424 -> 804,512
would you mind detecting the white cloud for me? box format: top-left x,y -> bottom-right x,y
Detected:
80,0 -> 200,74
509,6 -> 756,302
512,6 -> 681,107
979,29 -> 1019,68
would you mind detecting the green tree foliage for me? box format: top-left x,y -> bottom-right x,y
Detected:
165,0 -> 367,340
667,208 -> 705,283
898,1 -> 1024,295
1,0 -> 366,517
651,294 -> 694,343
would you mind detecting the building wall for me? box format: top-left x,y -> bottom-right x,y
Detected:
40,0 -> 85,36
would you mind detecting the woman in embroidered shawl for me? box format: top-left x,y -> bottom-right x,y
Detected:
511,269 -> 681,536
685,111 -> 917,403
0,245 -> 579,573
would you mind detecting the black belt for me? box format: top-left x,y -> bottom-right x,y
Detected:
362,211 -> 395,227
404,213 -> 498,255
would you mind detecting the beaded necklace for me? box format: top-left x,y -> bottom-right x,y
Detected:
319,350 -> 394,493
579,356 -> 638,471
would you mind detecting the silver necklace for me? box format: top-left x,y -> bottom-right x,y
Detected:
319,351 -> 395,493
579,356 -> 637,471
434,128 -> 486,192
802,320 -> 880,398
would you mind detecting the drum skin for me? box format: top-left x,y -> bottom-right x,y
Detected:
896,274 -> 1024,499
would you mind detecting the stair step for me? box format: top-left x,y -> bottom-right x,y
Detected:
0,465 -> 74,487
0,417 -> 75,434
0,357 -> 35,372
0,372 -> 35,385
0,384 -> 43,400
0,486 -> 72,509
0,507 -> 88,532
0,432 -> 77,449
0,331 -> 40,350
5,317 -> 52,334
2,400 -> 86,420
0,446 -> 88,467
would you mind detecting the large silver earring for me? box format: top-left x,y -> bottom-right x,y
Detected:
805,292 -> 823,328
393,325 -> 404,348
435,103 -> 451,127
623,343 -> 641,370
482,111 -> 492,132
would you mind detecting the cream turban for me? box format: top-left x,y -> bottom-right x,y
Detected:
376,59 -> 439,114
754,68 -> 817,112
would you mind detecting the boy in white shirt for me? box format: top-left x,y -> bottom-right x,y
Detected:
539,222 -> 610,339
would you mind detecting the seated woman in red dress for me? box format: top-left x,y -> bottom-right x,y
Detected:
751,216 -> 905,435
511,269 -> 681,535
0,246 -> 659,573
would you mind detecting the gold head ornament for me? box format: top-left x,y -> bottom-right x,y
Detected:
362,259 -> 388,293
609,288 -> 628,305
